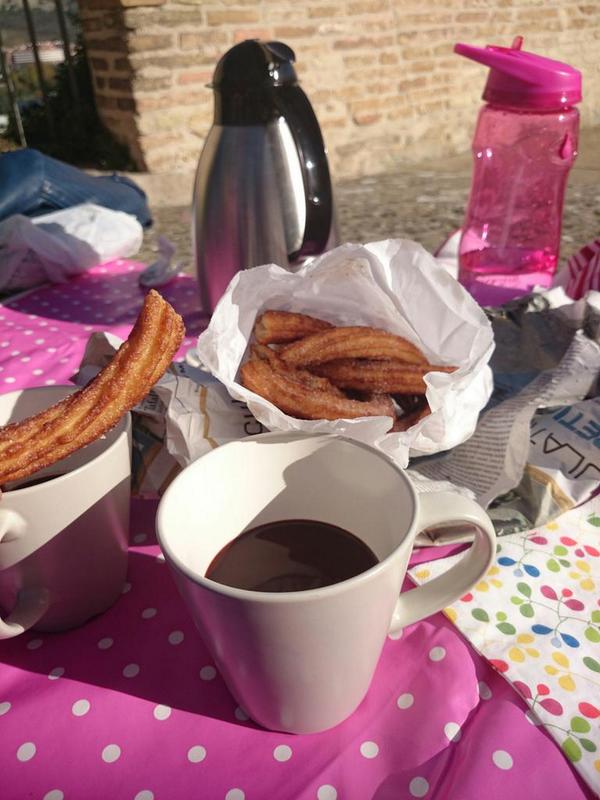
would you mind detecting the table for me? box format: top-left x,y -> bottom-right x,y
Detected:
0,261 -> 594,800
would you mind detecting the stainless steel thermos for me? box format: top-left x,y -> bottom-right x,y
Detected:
192,40 -> 337,315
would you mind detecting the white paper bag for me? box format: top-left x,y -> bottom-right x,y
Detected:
195,240 -> 495,467
0,203 -> 143,291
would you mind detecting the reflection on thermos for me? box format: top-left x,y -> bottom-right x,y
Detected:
192,40 -> 338,316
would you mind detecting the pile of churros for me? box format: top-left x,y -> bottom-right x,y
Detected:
0,290 -> 184,486
240,310 -> 457,432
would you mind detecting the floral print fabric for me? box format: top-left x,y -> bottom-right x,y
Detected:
410,498 -> 600,793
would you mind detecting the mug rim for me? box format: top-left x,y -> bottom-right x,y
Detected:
0,385 -> 132,495
156,431 -> 419,603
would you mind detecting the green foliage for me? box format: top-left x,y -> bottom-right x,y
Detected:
583,656 -> 600,673
5,37 -> 135,171
585,627 -> 600,643
16,63 -> 54,98
496,622 -> 517,635
519,603 -> 534,618
562,737 -> 582,762
570,716 -> 591,734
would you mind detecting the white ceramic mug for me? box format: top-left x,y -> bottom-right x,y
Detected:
156,432 -> 495,734
0,386 -> 132,638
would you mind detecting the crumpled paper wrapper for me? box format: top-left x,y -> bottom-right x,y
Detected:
195,239 -> 495,468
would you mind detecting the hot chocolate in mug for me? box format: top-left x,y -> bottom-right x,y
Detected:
157,432 -> 495,734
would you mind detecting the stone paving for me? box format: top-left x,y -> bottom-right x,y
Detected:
138,128 -> 600,274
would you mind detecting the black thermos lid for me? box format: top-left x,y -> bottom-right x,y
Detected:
212,40 -> 299,124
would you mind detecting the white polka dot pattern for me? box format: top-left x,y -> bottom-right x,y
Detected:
0,261 -> 198,394
408,776 -> 429,797
187,746 -> 207,763
428,646 -> 446,662
492,750 -> 513,770
16,742 -> 36,762
443,722 -> 461,742
397,693 -> 414,709
0,263 -> 561,800
153,705 -> 171,721
360,741 -> 379,759
72,699 -> 90,717
101,744 -> 121,763
317,786 -> 337,800
273,745 -> 292,762
224,790 -> 245,800
478,681 -> 492,700
199,665 -> 216,681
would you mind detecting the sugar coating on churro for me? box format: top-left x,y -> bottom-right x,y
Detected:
246,311 -> 457,432
0,290 -> 185,485
279,326 -> 429,367
241,358 -> 394,421
312,359 -> 455,393
251,344 -> 346,398
254,310 -> 333,345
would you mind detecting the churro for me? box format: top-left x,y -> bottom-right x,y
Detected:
394,394 -> 424,414
312,359 -> 455,393
254,310 -> 333,345
0,290 -> 184,485
392,400 -> 431,432
241,358 -> 395,421
279,326 -> 428,367
251,344 -> 345,398
244,309 -> 458,432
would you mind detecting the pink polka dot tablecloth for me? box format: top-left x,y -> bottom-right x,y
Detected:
0,259 -> 205,391
0,262 -> 594,800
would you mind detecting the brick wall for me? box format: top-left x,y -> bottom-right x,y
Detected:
78,0 -> 600,178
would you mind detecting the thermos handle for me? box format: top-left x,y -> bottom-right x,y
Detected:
274,87 -> 333,260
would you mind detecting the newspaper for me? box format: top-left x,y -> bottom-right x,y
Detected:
410,289 -> 600,537
411,332 -> 600,504
74,287 -> 600,538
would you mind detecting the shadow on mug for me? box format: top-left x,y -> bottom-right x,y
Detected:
180,434 -> 414,571
0,550 -> 254,727
0,476 -> 131,633
0,386 -> 132,639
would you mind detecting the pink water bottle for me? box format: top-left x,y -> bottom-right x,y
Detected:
455,37 -> 582,305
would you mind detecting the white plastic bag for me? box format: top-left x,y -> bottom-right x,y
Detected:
195,239 -> 495,468
0,203 -> 143,291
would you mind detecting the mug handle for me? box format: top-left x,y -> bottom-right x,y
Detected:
0,510 -> 49,639
389,492 -> 496,633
